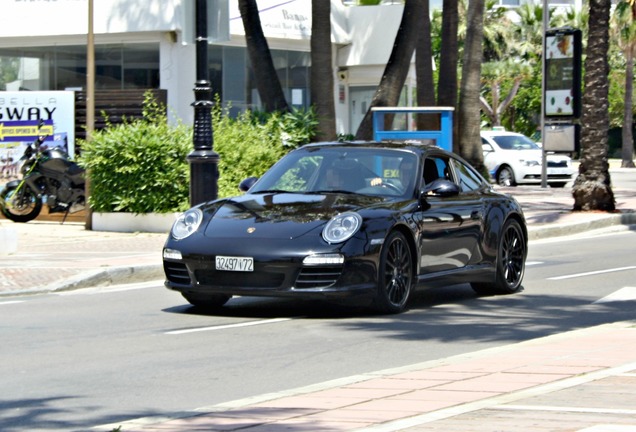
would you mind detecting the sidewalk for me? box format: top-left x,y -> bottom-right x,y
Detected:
95,321 -> 636,432
2,180 -> 636,432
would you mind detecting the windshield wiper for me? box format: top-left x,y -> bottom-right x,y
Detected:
251,189 -> 290,194
308,190 -> 356,195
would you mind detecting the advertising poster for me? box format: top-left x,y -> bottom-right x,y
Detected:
544,29 -> 581,118
0,91 -> 75,181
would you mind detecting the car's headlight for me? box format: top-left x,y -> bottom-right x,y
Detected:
520,159 -> 540,167
172,208 -> 203,240
322,212 -> 362,244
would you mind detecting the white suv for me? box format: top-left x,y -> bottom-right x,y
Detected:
481,130 -> 575,188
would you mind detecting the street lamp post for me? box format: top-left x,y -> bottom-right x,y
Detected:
188,0 -> 219,206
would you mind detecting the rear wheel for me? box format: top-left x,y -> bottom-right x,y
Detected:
496,166 -> 516,187
182,292 -> 231,310
472,219 -> 526,295
1,184 -> 42,223
372,231 -> 413,314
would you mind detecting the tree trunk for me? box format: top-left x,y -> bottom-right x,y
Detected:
572,0 -> 615,211
238,0 -> 289,113
621,46 -> 635,167
311,1 -> 336,141
354,0 -> 421,140
437,0 -> 458,109
415,0 -> 437,131
457,0 -> 485,172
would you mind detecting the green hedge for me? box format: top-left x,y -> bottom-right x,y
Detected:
78,95 -> 316,213
78,97 -> 192,214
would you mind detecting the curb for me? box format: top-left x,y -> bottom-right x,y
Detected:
1,264 -> 164,297
527,212 -> 636,240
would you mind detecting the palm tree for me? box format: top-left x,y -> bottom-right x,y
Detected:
238,0 -> 290,113
480,60 -> 531,127
611,0 -> 636,168
354,0 -> 422,140
481,0 -> 512,62
436,0 -> 458,109
311,1 -> 336,141
457,0 -> 485,170
415,0 -> 436,130
572,0 -> 615,211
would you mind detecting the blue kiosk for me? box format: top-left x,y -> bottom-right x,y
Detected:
371,106 -> 455,151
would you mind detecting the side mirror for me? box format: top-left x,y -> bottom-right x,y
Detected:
420,179 -> 460,198
238,176 -> 258,192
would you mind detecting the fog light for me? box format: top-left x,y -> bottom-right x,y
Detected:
303,254 -> 344,265
163,248 -> 182,260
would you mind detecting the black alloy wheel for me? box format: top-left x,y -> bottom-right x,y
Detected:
472,219 -> 526,295
373,231 -> 413,314
182,292 -> 231,310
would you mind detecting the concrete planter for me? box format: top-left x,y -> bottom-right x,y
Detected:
92,212 -> 178,233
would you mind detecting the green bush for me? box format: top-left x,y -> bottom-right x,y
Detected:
213,104 -> 316,197
79,95 -> 317,212
78,96 -> 192,213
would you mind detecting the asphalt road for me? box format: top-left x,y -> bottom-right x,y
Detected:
1,227 -> 635,431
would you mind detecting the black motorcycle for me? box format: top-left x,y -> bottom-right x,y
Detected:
0,121 -> 85,223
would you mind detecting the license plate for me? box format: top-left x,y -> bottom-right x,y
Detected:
548,168 -> 569,175
215,256 -> 254,272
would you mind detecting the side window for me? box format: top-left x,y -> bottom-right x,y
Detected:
423,156 -> 451,185
453,160 -> 484,192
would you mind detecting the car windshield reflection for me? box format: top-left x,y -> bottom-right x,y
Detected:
250,147 -> 419,199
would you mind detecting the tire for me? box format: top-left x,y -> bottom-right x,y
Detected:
1,184 -> 42,223
372,231 -> 413,314
182,292 -> 231,310
496,166 -> 516,187
550,182 -> 567,188
472,219 -> 526,296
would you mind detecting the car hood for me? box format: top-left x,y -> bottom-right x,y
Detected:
201,192 -> 389,239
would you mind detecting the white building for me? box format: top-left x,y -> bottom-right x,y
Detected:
0,0 -> 584,142
0,0 -> 415,138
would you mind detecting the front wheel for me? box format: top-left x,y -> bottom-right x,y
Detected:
182,292 -> 231,310
372,231 -> 413,314
1,184 -> 42,223
496,166 -> 516,187
472,219 -> 526,296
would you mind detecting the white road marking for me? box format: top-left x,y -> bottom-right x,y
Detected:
0,300 -> 24,305
165,318 -> 292,335
548,266 -> 636,281
594,287 -> 636,304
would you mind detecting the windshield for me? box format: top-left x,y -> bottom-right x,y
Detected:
250,147 -> 419,199
492,134 -> 541,150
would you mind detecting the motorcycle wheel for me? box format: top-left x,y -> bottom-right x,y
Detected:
1,184 -> 42,223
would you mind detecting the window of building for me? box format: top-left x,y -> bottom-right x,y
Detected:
0,43 -> 159,91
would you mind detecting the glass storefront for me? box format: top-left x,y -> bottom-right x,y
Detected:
0,43 -> 310,114
0,43 -> 160,91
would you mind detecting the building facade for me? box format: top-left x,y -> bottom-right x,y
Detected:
0,0 -> 415,142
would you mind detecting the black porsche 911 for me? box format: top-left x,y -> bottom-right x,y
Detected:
163,141 -> 527,314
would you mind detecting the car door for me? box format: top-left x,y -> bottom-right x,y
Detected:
415,154 -> 485,274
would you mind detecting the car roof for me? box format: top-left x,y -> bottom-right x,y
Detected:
299,140 -> 446,155
480,130 -> 525,137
